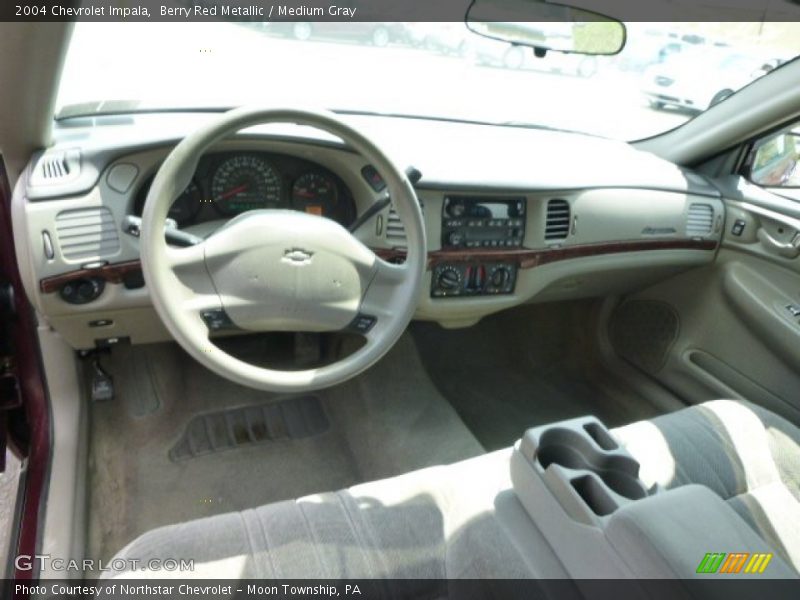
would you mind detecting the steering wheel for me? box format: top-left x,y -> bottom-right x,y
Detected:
140,107 -> 426,392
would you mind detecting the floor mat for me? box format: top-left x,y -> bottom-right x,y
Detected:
169,395 -> 329,461
87,333 -> 483,566
411,301 -> 667,451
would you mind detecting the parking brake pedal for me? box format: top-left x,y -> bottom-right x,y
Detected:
90,356 -> 114,402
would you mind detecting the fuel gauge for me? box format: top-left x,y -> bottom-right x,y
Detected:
292,172 -> 338,216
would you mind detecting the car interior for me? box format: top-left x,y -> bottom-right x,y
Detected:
1,4 -> 800,597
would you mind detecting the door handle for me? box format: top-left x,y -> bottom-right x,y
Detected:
757,228 -> 800,259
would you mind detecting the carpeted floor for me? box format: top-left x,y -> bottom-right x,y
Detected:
86,333 -> 484,566
87,301 -> 672,565
411,301 -> 671,451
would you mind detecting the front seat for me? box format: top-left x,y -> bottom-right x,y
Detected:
103,400 -> 800,579
612,399 -> 800,570
101,448 -> 574,582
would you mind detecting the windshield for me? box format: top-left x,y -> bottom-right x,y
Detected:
56,21 -> 800,140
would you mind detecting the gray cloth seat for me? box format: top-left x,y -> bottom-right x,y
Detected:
612,399 -> 800,571
104,448 -> 572,581
105,400 -> 800,580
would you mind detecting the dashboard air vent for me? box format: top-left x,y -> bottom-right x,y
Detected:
386,206 -> 406,246
545,199 -> 571,241
686,203 -> 714,236
42,155 -> 69,179
386,201 -> 423,248
55,207 -> 120,260
31,150 -> 81,186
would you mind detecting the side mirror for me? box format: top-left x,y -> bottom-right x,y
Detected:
466,0 -> 626,56
749,132 -> 800,188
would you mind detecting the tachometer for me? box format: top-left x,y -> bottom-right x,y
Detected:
168,180 -> 204,225
211,155 -> 282,216
291,172 -> 338,217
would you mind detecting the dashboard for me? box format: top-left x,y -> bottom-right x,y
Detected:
12,112 -> 726,349
133,151 -> 356,228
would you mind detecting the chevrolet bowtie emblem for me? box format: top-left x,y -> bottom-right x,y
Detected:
282,248 -> 314,264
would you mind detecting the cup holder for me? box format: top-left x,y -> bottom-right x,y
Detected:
515,416 -> 653,525
536,427 -> 647,503
583,421 -> 618,451
571,475 -> 618,516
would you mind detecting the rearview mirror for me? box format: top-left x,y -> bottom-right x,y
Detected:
466,0 -> 626,55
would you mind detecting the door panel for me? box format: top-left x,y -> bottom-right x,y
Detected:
607,178 -> 800,424
0,156 -> 51,583
721,261 -> 800,371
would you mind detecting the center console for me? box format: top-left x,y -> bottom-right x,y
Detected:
509,416 -> 796,584
515,416 -> 651,528
432,196 -> 526,298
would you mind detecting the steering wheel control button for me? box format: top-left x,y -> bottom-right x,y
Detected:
60,277 -> 105,304
200,308 -> 236,331
732,219 -> 746,236
349,314 -> 377,334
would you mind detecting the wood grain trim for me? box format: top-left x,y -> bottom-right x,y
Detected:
39,239 -> 717,294
533,239 -> 718,267
374,238 -> 718,270
40,260 -> 142,294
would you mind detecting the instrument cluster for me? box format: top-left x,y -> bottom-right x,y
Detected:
134,152 -> 356,227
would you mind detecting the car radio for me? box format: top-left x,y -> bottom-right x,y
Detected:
441,196 -> 526,249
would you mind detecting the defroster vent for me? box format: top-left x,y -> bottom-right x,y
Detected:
30,149 -> 81,186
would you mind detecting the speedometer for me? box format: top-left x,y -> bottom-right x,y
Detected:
211,155 -> 282,216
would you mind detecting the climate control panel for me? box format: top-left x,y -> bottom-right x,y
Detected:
431,262 -> 517,298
